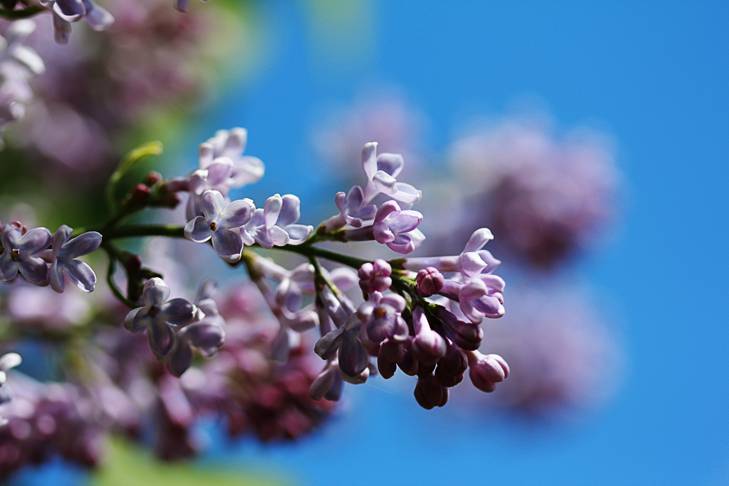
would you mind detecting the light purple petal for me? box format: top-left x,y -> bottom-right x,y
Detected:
463,228 -> 494,253
52,225 -> 72,254
268,225 -> 289,247
376,153 -> 404,178
17,227 -> 51,254
161,298 -> 197,326
184,322 -> 224,357
211,229 -> 243,261
361,142 -> 378,180
184,216 -> 212,243
205,160 -> 233,186
263,194 -> 282,228
85,3 -> 114,30
199,190 -> 226,219
65,259 -> 96,292
0,258 -> 18,282
166,338 -> 192,377
232,156 -> 264,186
124,307 -> 149,332
221,198 -> 254,228
18,257 -> 48,286
49,262 -> 65,292
277,194 -> 301,226
285,224 -> 312,245
61,231 -> 102,259
142,278 -> 170,307
270,326 -> 290,363
387,210 -> 422,233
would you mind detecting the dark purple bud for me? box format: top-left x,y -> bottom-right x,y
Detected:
468,352 -> 509,393
435,343 -> 467,387
436,306 -> 483,351
377,354 -> 397,379
414,374 -> 448,410
415,267 -> 444,296
397,344 -> 419,376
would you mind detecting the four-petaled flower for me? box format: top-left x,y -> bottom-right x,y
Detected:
48,225 -> 102,293
124,278 -> 202,359
184,190 -> 254,262
361,142 -> 421,206
373,200 -> 424,254
243,194 -> 312,248
357,291 -> 408,344
0,225 -> 51,286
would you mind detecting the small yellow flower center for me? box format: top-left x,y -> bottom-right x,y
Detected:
373,307 -> 387,319
209,221 -> 218,231
10,249 -> 20,261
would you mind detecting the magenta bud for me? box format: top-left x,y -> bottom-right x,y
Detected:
415,267 -> 444,296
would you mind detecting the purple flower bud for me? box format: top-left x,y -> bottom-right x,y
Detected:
309,362 -> 343,401
415,267 -> 444,296
435,306 -> 483,351
467,351 -> 509,393
411,307 -> 446,365
434,342 -> 467,387
414,374 -> 448,410
373,201 -> 425,254
357,259 -> 392,294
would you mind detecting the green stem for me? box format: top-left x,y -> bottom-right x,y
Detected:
103,224 -> 185,240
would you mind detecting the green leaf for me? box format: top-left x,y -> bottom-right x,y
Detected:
106,141 -> 164,210
92,438 -> 289,486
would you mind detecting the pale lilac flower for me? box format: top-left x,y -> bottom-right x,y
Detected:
361,142 -> 420,206
124,278 -> 202,359
184,190 -> 254,262
356,291 -> 408,344
40,0 -> 114,44
186,128 -> 264,218
0,225 -> 51,285
0,352 -> 21,389
48,225 -> 102,293
309,360 -> 344,401
315,316 -> 369,380
404,228 -> 501,278
243,194 -> 313,248
330,142 -> 421,229
166,282 -> 225,377
372,200 -> 424,254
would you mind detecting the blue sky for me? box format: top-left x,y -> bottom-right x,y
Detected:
187,1 -> 729,485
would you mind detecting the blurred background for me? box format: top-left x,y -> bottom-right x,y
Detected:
1,0 -> 728,485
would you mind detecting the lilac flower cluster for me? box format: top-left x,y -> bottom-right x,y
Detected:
0,222 -> 101,292
447,118 -> 617,268
183,128 -> 312,261
0,374 -> 105,477
0,20 -> 43,135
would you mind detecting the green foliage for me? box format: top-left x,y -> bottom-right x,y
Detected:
92,438 -> 288,486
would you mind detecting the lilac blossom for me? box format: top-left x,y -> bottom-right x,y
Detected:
0,224 -> 51,285
166,282 -> 226,377
40,0 -> 114,44
48,225 -> 102,293
356,291 -> 408,344
124,278 -> 202,359
371,200 -> 424,254
242,194 -> 313,248
184,190 -> 254,262
329,142 -> 422,230
186,128 -> 264,218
